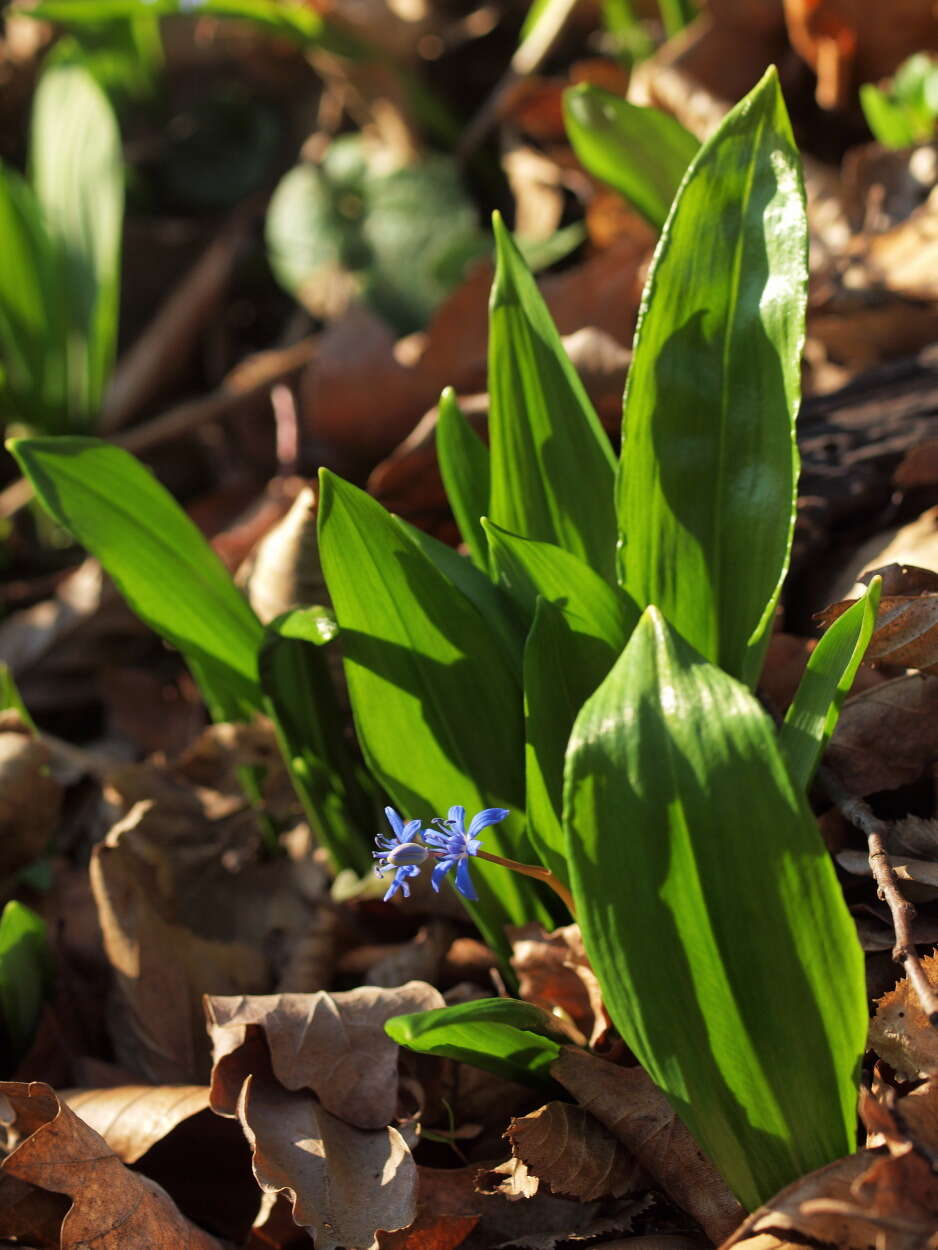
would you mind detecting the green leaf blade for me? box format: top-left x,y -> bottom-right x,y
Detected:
618,68 -> 807,686
0,901 -> 52,1062
780,577 -> 882,793
10,438 -> 263,719
386,998 -> 563,1088
436,387 -> 490,571
564,606 -> 867,1209
488,213 -> 617,579
563,84 -> 699,229
317,469 -> 552,948
30,56 -> 124,429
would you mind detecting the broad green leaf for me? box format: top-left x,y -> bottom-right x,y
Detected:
0,663 -> 36,733
31,55 -> 124,429
484,519 -> 637,640
436,387 -> 489,570
317,469 -> 552,949
780,577 -> 881,793
10,438 -> 263,720
386,997 -> 563,1088
259,608 -> 376,874
524,598 -> 622,884
0,901 -> 52,1061
618,68 -> 807,687
563,84 -> 699,229
488,213 -> 617,579
564,607 -> 867,1210
399,518 -> 523,671
0,164 -> 66,428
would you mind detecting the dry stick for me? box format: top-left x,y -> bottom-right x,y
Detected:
820,765 -> 938,1026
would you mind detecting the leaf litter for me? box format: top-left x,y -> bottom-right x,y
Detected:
5,6 -> 938,1250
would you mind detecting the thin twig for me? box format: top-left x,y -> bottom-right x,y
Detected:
820,765 -> 938,1026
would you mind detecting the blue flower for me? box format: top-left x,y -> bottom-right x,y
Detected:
423,805 -> 508,901
374,806 -> 429,901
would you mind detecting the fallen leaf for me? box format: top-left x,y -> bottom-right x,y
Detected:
238,1068 -> 418,1250
826,674 -> 938,795
91,821 -> 268,1083
508,924 -> 603,1046
869,951 -> 938,1078
551,1047 -> 743,1244
0,715 -> 61,878
817,583 -> 938,677
506,1102 -> 644,1201
206,981 -> 444,1129
476,1156 -> 542,1201
0,1081 -> 225,1248
63,1085 -> 210,1162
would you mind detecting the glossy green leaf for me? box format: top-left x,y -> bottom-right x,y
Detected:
780,577 -> 881,793
564,607 -> 867,1210
0,164 -> 66,428
618,68 -> 807,687
0,901 -> 52,1062
386,997 -> 563,1088
488,213 -> 616,579
563,84 -> 698,228
484,519 -> 636,640
30,55 -> 123,429
436,387 -> 489,570
524,598 -> 622,884
259,607 -> 375,874
10,438 -> 263,720
317,469 -> 552,949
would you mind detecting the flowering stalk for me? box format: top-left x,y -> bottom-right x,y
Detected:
373,804 -> 574,914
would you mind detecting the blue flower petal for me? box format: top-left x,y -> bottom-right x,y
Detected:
447,805 -> 467,830
384,807 -> 405,839
468,807 -> 510,837
454,856 -> 478,900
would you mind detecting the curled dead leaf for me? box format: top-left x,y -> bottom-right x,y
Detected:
0,1080 -> 226,1248
869,951 -> 938,1078
506,1102 -> 645,1201
63,1085 -> 210,1162
818,591 -> 938,677
206,981 -> 444,1129
551,1047 -> 743,1244
508,924 -> 606,1046
0,715 -> 61,878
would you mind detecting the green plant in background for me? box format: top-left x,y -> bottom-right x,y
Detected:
0,51 -> 123,434
0,901 -> 53,1065
861,52 -> 938,148
12,66 -> 876,1210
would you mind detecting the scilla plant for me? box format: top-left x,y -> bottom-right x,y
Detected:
12,68 -> 880,1210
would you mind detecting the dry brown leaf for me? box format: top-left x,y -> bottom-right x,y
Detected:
869,951 -> 938,1078
818,592 -> 938,676
826,674 -> 938,795
206,981 -> 444,1129
0,1081 -> 225,1248
239,1069 -> 418,1250
62,1085 -> 210,1162
237,486 -> 325,625
0,715 -> 61,878
506,1102 -> 644,1201
91,827 -> 268,1083
478,1157 -> 542,1201
509,924 -> 605,1047
718,1152 -> 877,1250
551,1047 -> 743,1244
867,191 -> 938,304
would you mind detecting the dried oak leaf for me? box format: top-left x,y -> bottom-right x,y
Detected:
63,1085 -> 211,1162
825,674 -> 938,795
508,924 -> 606,1047
0,1081 -> 225,1248
818,590 -> 938,677
206,981 -> 444,1129
505,1102 -> 644,1201
551,1046 -> 743,1245
238,1070 -> 418,1250
91,825 -> 268,1084
869,951 -> 938,1078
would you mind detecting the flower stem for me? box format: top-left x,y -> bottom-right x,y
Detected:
476,849 -> 576,915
